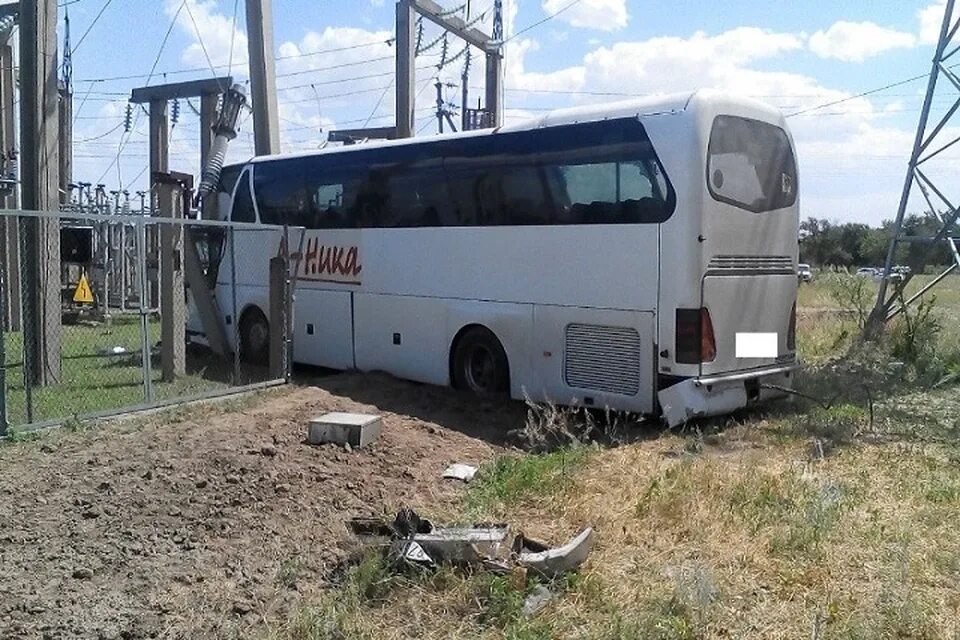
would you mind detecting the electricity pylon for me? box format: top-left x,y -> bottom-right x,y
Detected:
867,0 -> 960,336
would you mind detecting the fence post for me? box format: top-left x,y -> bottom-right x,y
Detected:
0,252 -> 6,437
136,217 -> 153,404
229,225 -> 240,386
268,230 -> 287,381
18,219 -> 33,425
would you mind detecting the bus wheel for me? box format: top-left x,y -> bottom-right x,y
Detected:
452,327 -> 510,394
239,308 -> 270,365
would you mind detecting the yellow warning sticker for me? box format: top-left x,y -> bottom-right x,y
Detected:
73,274 -> 94,304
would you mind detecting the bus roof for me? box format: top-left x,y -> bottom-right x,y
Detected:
242,90 -> 780,166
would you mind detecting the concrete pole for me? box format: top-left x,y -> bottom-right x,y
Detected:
0,43 -> 20,331
58,82 -> 72,205
485,52 -> 503,128
396,0 -> 416,139
200,93 -> 218,220
157,176 -> 186,381
148,100 -> 169,309
245,0 -> 280,155
19,0 -> 62,386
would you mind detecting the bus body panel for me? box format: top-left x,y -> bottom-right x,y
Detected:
700,273 -> 796,375
293,289 -> 355,370
694,95 -> 799,377
531,305 -> 655,413
358,226 -> 659,309
640,110 -> 705,378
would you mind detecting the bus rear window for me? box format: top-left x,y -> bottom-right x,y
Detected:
707,115 -> 796,213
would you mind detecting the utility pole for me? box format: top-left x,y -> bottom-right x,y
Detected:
20,0 -> 62,386
245,0 -> 280,155
199,94 -> 218,219
0,7 -> 19,332
436,80 -> 445,134
396,0 -> 417,139
58,6 -> 73,205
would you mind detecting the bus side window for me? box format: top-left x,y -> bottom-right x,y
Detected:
311,182 -> 347,228
231,170 -> 256,223
254,160 -> 308,227
383,167 -> 447,228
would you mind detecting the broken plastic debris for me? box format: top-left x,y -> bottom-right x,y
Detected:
516,527 -> 594,578
442,463 -> 478,482
347,510 -> 592,576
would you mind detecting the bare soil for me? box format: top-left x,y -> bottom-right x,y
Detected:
0,373 -> 526,639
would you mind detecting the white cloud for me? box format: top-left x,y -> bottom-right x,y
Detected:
809,21 -> 916,62
167,0 -> 249,73
920,1 -> 947,45
541,0 -> 628,31
580,28 -> 805,95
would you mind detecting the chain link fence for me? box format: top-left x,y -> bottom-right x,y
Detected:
0,209 -> 297,433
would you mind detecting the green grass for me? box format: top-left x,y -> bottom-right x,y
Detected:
465,447 -> 592,516
1,315 -> 254,428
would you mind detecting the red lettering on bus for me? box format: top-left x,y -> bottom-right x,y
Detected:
345,247 -> 362,276
304,238 -> 319,275
287,240 -> 363,282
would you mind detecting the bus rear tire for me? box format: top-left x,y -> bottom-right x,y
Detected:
240,307 -> 270,366
451,327 -> 510,395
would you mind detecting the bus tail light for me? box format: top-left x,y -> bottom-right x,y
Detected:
676,308 -> 717,364
787,301 -> 797,351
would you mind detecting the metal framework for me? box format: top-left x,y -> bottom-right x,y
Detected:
868,0 -> 960,332
395,0 -> 502,139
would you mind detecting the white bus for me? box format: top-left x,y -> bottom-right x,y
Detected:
194,90 -> 800,425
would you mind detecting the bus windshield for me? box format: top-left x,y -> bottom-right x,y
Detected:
707,115 -> 797,213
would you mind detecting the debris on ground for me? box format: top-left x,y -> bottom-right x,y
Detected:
522,584 -> 554,616
347,509 -> 593,577
441,463 -> 478,482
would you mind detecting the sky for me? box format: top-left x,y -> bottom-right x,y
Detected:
50,0 -> 960,225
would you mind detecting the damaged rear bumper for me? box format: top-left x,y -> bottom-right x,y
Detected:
657,362 -> 799,427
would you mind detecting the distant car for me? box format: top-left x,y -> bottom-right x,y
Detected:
797,263 -> 813,282
856,267 -> 878,279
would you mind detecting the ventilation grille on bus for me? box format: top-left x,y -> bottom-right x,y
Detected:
707,255 -> 795,275
564,324 -> 641,396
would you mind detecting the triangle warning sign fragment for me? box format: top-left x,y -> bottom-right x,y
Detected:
73,274 -> 94,304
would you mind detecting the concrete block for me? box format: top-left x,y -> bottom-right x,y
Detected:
308,412 -> 382,448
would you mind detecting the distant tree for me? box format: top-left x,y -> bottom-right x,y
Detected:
798,214 -> 951,271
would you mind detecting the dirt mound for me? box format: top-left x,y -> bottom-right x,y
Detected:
0,373 -> 525,639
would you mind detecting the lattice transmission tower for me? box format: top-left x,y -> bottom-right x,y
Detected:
867,0 -> 960,334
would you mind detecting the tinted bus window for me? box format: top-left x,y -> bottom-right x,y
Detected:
254,160 -> 309,226
540,146 -> 673,224
231,170 -> 256,223
218,165 -> 242,198
707,115 -> 797,213
383,165 -> 449,227
247,118 -> 674,229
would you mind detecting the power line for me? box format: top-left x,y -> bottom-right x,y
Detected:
183,0 -> 226,91
76,40 -> 394,84
96,0 -> 186,186
228,0 -> 240,78
785,72 -> 931,118
72,0 -> 113,54
505,0 -> 584,43
276,39 -> 394,62
75,121 -> 124,143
